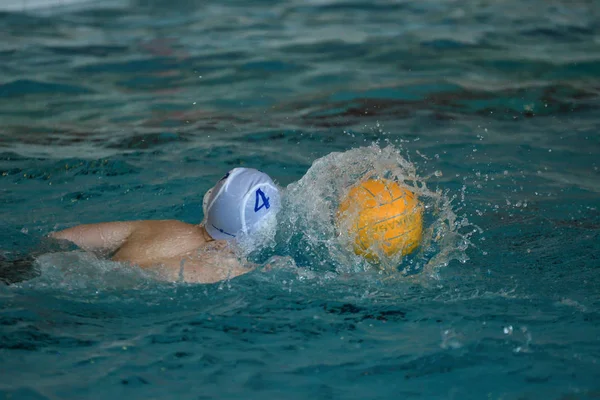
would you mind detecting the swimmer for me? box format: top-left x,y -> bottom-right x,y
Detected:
49,168 -> 281,284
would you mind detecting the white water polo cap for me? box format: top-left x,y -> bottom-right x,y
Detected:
202,168 -> 281,240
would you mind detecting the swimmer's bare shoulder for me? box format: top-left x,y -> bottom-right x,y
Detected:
50,220 -> 253,283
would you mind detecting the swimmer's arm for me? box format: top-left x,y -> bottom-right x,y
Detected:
180,256 -> 295,283
166,255 -> 255,284
49,221 -> 140,253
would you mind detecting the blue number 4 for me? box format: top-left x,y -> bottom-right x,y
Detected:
254,188 -> 270,212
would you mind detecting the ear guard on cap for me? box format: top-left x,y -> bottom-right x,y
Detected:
202,187 -> 214,217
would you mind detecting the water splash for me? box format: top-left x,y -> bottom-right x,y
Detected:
276,144 -> 472,281
18,251 -> 161,292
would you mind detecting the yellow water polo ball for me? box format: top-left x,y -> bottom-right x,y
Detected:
337,178 -> 423,261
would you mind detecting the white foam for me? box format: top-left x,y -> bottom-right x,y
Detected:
22,251 -> 161,291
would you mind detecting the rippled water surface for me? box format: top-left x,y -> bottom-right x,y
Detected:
1,0 -> 600,399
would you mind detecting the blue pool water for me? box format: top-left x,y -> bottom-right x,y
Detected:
1,0 -> 600,398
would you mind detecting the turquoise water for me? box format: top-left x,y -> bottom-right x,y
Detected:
1,0 -> 600,398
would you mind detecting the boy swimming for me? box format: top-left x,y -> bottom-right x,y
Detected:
50,168 -> 281,284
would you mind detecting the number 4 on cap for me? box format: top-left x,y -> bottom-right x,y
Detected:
254,188 -> 270,212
